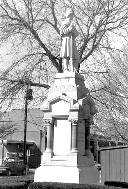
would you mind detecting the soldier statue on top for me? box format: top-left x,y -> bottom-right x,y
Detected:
60,8 -> 79,72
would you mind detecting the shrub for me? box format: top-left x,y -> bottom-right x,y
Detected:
28,182 -> 124,189
0,182 -> 27,189
0,175 -> 34,189
105,181 -> 128,188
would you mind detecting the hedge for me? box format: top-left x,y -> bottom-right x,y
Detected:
105,181 -> 128,188
28,182 -> 125,189
0,175 -> 33,184
0,175 -> 34,189
0,182 -> 27,189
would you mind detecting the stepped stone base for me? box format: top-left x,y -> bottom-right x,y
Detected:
34,165 -> 99,184
34,154 -> 99,184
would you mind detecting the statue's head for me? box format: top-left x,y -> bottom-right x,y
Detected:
65,8 -> 74,19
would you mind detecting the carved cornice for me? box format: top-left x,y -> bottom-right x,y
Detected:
49,84 -> 76,94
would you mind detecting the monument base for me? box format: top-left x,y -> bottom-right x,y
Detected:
36,71 -> 99,184
34,154 -> 99,184
34,165 -> 99,184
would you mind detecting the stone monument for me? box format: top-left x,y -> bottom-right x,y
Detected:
34,8 -> 99,184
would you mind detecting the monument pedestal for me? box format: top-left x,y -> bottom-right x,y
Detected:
34,72 -> 99,184
35,153 -> 99,184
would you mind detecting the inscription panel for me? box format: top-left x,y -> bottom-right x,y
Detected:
54,119 -> 71,155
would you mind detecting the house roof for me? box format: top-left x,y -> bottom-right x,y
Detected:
0,139 -> 34,145
6,140 -> 34,145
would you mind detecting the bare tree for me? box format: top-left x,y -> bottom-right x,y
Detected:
0,121 -> 17,162
0,0 -> 127,74
0,123 -> 17,139
90,45 -> 128,142
0,0 -> 128,139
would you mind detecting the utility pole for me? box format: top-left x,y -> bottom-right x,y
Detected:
22,80 -> 50,167
23,85 -> 29,166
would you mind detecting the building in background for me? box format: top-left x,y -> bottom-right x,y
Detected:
0,109 -> 46,168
